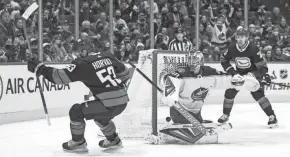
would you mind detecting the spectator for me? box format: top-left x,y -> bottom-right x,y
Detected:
230,7 -> 244,29
0,0 -> 290,64
93,12 -> 109,35
0,11 -> 14,47
268,27 -> 284,47
0,47 -> 7,62
167,5 -> 184,28
115,0 -> 136,23
208,13 -> 229,61
270,7 -> 284,25
113,9 -> 129,31
264,48 -> 273,61
141,0 -> 159,16
278,18 -> 290,36
14,18 -> 23,37
80,20 -> 95,37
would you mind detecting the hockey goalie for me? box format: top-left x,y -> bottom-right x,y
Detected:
156,51 -> 260,144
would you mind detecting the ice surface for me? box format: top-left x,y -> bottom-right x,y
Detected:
1,103 -> 290,157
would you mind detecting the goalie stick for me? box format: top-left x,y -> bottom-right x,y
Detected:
22,3 -> 51,126
127,61 -> 206,141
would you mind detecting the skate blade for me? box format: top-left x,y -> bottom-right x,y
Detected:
100,141 -> 123,149
63,147 -> 89,153
269,123 -> 279,129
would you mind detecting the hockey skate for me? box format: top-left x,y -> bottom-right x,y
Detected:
218,114 -> 229,123
268,115 -> 278,128
99,135 -> 123,149
62,139 -> 88,153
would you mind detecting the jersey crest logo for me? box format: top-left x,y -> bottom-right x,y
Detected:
164,77 -> 176,97
191,87 -> 209,103
66,64 -> 76,72
235,57 -> 251,69
280,69 -> 288,79
218,33 -> 226,41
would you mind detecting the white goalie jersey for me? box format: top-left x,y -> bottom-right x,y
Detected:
162,73 -> 260,112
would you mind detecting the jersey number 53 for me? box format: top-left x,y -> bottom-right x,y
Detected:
96,66 -> 122,87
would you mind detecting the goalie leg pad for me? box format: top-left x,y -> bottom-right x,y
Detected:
160,127 -> 204,144
170,107 -> 203,124
159,127 -> 218,144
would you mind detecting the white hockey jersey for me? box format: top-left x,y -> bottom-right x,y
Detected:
162,74 -> 259,113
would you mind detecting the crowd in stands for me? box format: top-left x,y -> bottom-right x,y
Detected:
0,0 -> 290,63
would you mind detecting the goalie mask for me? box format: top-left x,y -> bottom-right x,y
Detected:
188,51 -> 204,71
235,28 -> 249,48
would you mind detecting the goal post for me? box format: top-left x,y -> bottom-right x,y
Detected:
113,49 -> 190,139
151,50 -> 190,136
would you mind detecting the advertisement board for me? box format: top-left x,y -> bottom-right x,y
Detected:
0,64 -> 88,124
203,63 -> 290,104
0,63 -> 289,124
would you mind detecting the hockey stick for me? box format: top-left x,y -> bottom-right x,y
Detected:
127,61 -> 206,137
127,61 -> 163,92
22,3 -> 51,126
271,81 -> 290,88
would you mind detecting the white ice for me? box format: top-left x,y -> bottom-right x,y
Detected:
1,103 -> 290,157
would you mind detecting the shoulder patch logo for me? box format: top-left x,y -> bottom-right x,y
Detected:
66,64 -> 76,72
164,77 -> 176,97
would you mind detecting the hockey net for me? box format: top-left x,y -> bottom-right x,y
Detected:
113,49 -> 190,138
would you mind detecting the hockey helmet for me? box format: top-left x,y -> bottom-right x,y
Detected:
236,28 -> 249,37
188,51 -> 204,70
236,28 -> 249,46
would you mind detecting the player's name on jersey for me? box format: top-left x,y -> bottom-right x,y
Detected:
92,58 -> 113,70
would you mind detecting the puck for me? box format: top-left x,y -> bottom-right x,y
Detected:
166,117 -> 171,122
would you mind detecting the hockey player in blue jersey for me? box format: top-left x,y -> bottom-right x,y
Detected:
218,28 -> 278,128
27,39 -> 132,152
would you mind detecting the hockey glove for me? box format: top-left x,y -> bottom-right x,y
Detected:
27,58 -> 45,76
231,74 -> 245,86
260,73 -> 271,86
226,67 -> 238,76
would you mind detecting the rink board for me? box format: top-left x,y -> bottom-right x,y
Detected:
0,63 -> 289,124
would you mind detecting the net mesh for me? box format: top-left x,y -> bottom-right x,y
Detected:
113,50 -> 189,139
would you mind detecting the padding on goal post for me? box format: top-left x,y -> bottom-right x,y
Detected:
112,49 -> 190,139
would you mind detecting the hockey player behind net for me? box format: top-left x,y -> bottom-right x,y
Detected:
26,39 -> 132,153
158,51 -> 232,144
218,28 -> 278,128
